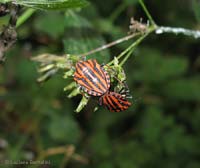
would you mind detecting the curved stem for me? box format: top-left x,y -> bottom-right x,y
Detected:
139,0 -> 156,24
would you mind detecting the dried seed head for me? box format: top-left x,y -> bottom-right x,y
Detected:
129,17 -> 148,34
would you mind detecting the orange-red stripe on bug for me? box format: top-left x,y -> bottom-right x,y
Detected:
74,59 -> 110,96
99,91 -> 131,112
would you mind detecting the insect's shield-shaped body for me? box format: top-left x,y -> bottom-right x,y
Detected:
99,91 -> 131,112
74,59 -> 131,112
74,59 -> 110,96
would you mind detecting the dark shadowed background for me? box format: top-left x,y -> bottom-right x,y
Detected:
0,0 -> 200,167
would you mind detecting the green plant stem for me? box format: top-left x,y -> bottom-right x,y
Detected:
107,25 -> 156,66
139,0 -> 156,25
118,31 -> 149,65
119,45 -> 135,66
16,8 -> 36,28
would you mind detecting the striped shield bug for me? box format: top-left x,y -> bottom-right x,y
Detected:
99,91 -> 131,112
74,59 -> 110,96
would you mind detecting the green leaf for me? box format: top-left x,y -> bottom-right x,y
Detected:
63,11 -> 110,63
0,0 -> 11,2
75,96 -> 89,113
35,12 -> 66,38
13,0 -> 89,10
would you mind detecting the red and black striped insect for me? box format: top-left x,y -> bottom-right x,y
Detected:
74,59 -> 110,96
99,91 -> 131,112
74,59 -> 131,112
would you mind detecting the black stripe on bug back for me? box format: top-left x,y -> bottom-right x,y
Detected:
90,60 -> 105,80
74,59 -> 112,97
112,92 -> 131,108
74,67 -> 102,96
80,61 -> 108,91
90,60 -> 111,90
76,63 -> 103,94
74,75 -> 93,91
99,92 -> 131,112
104,93 -> 118,111
108,93 -> 126,112
78,62 -> 106,91
86,59 -> 110,90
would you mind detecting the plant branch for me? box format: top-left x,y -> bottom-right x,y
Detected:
108,25 -> 156,66
76,0 -> 157,63
0,3 -> 19,61
34,145 -> 88,168
119,45 -> 135,66
0,5 -> 35,62
77,32 -> 142,58
156,26 -> 200,39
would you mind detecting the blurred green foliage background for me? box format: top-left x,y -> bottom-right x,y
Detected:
0,0 -> 200,168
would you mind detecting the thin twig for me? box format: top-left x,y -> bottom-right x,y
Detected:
60,145 -> 75,168
40,145 -> 88,165
156,26 -> 200,39
119,45 -> 135,66
77,32 -> 142,58
108,25 -> 156,66
119,26 -> 155,64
